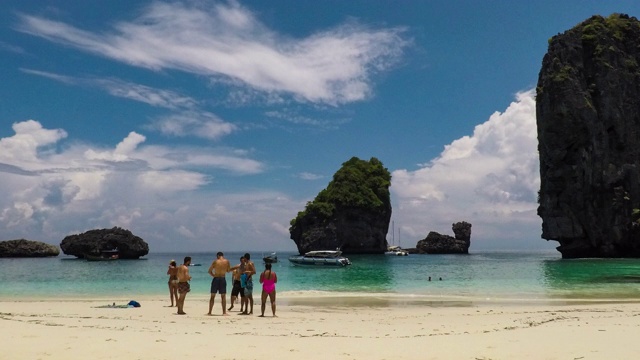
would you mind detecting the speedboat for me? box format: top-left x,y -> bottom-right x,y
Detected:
385,246 -> 409,256
288,250 -> 351,267
263,252 -> 278,263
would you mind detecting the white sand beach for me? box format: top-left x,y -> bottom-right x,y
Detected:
3,295 -> 640,360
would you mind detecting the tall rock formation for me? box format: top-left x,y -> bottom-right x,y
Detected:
537,14 -> 640,258
290,157 -> 392,254
60,227 -> 149,259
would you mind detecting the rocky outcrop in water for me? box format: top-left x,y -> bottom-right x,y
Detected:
0,239 -> 60,257
537,14 -> 640,258
415,222 -> 471,254
60,227 -> 149,259
290,157 -> 392,254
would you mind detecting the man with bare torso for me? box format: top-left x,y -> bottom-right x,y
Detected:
207,251 -> 231,316
228,256 -> 246,312
239,253 -> 256,315
176,256 -> 192,315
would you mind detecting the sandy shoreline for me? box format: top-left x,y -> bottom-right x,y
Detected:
3,295 -> 640,359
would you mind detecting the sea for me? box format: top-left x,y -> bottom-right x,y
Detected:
3,251 -> 640,302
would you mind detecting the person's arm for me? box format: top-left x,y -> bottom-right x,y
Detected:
273,272 -> 277,283
208,262 -> 215,277
248,262 -> 256,276
167,266 -> 171,275
259,271 -> 264,283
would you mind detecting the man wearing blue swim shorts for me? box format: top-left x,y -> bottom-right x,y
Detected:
239,253 -> 256,315
207,251 -> 231,316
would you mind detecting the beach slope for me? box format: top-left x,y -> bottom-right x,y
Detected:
3,298 -> 640,359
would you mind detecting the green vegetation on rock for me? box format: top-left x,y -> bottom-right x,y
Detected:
290,157 -> 391,226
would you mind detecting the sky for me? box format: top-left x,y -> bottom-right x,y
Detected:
1,0 -> 640,253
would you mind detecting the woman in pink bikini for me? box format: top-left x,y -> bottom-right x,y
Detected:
258,263 -> 277,317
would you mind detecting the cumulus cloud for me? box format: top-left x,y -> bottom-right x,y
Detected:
85,132 -> 146,162
390,90 -> 542,249
16,1 -> 409,105
0,120 -> 67,164
0,120 -> 284,249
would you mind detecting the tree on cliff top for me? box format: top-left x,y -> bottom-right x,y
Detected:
290,156 -> 391,227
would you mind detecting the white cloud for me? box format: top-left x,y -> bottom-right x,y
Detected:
390,90 -> 543,249
0,120 -> 287,250
96,79 -> 199,109
22,68 -> 200,110
17,1 -> 408,105
0,40 -> 26,54
20,68 -> 75,84
297,172 -> 324,181
21,68 -> 238,140
0,120 -> 67,164
85,132 -> 146,162
146,111 -> 237,140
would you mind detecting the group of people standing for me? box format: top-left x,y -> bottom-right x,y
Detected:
166,252 -> 277,317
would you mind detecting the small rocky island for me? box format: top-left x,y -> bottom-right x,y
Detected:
413,221 -> 472,254
0,239 -> 60,257
290,157 -> 392,254
537,14 -> 640,258
60,227 -> 149,259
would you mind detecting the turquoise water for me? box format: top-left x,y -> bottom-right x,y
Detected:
3,251 -> 640,301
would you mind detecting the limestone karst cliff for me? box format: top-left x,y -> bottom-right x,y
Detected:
415,222 -> 472,254
289,157 -> 392,254
537,14 -> 640,258
0,239 -> 59,257
60,227 -> 149,259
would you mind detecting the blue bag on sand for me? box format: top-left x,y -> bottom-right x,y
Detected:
128,300 -> 141,307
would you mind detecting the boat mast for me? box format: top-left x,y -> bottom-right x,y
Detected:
391,220 -> 395,246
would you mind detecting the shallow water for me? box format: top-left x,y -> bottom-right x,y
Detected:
3,251 -> 640,301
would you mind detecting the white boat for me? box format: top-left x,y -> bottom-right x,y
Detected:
385,221 -> 409,256
288,250 -> 352,267
263,252 -> 278,263
385,246 -> 409,256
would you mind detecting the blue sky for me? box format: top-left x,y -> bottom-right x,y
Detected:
1,1 -> 639,253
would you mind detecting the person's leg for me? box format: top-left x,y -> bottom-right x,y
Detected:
207,294 -> 216,315
239,289 -> 248,314
169,283 -> 174,306
221,293 -> 228,315
259,290 -> 267,317
269,291 -> 276,317
177,292 -> 187,314
171,283 -> 178,306
249,294 -> 254,314
228,295 -> 236,311
172,285 -> 178,307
